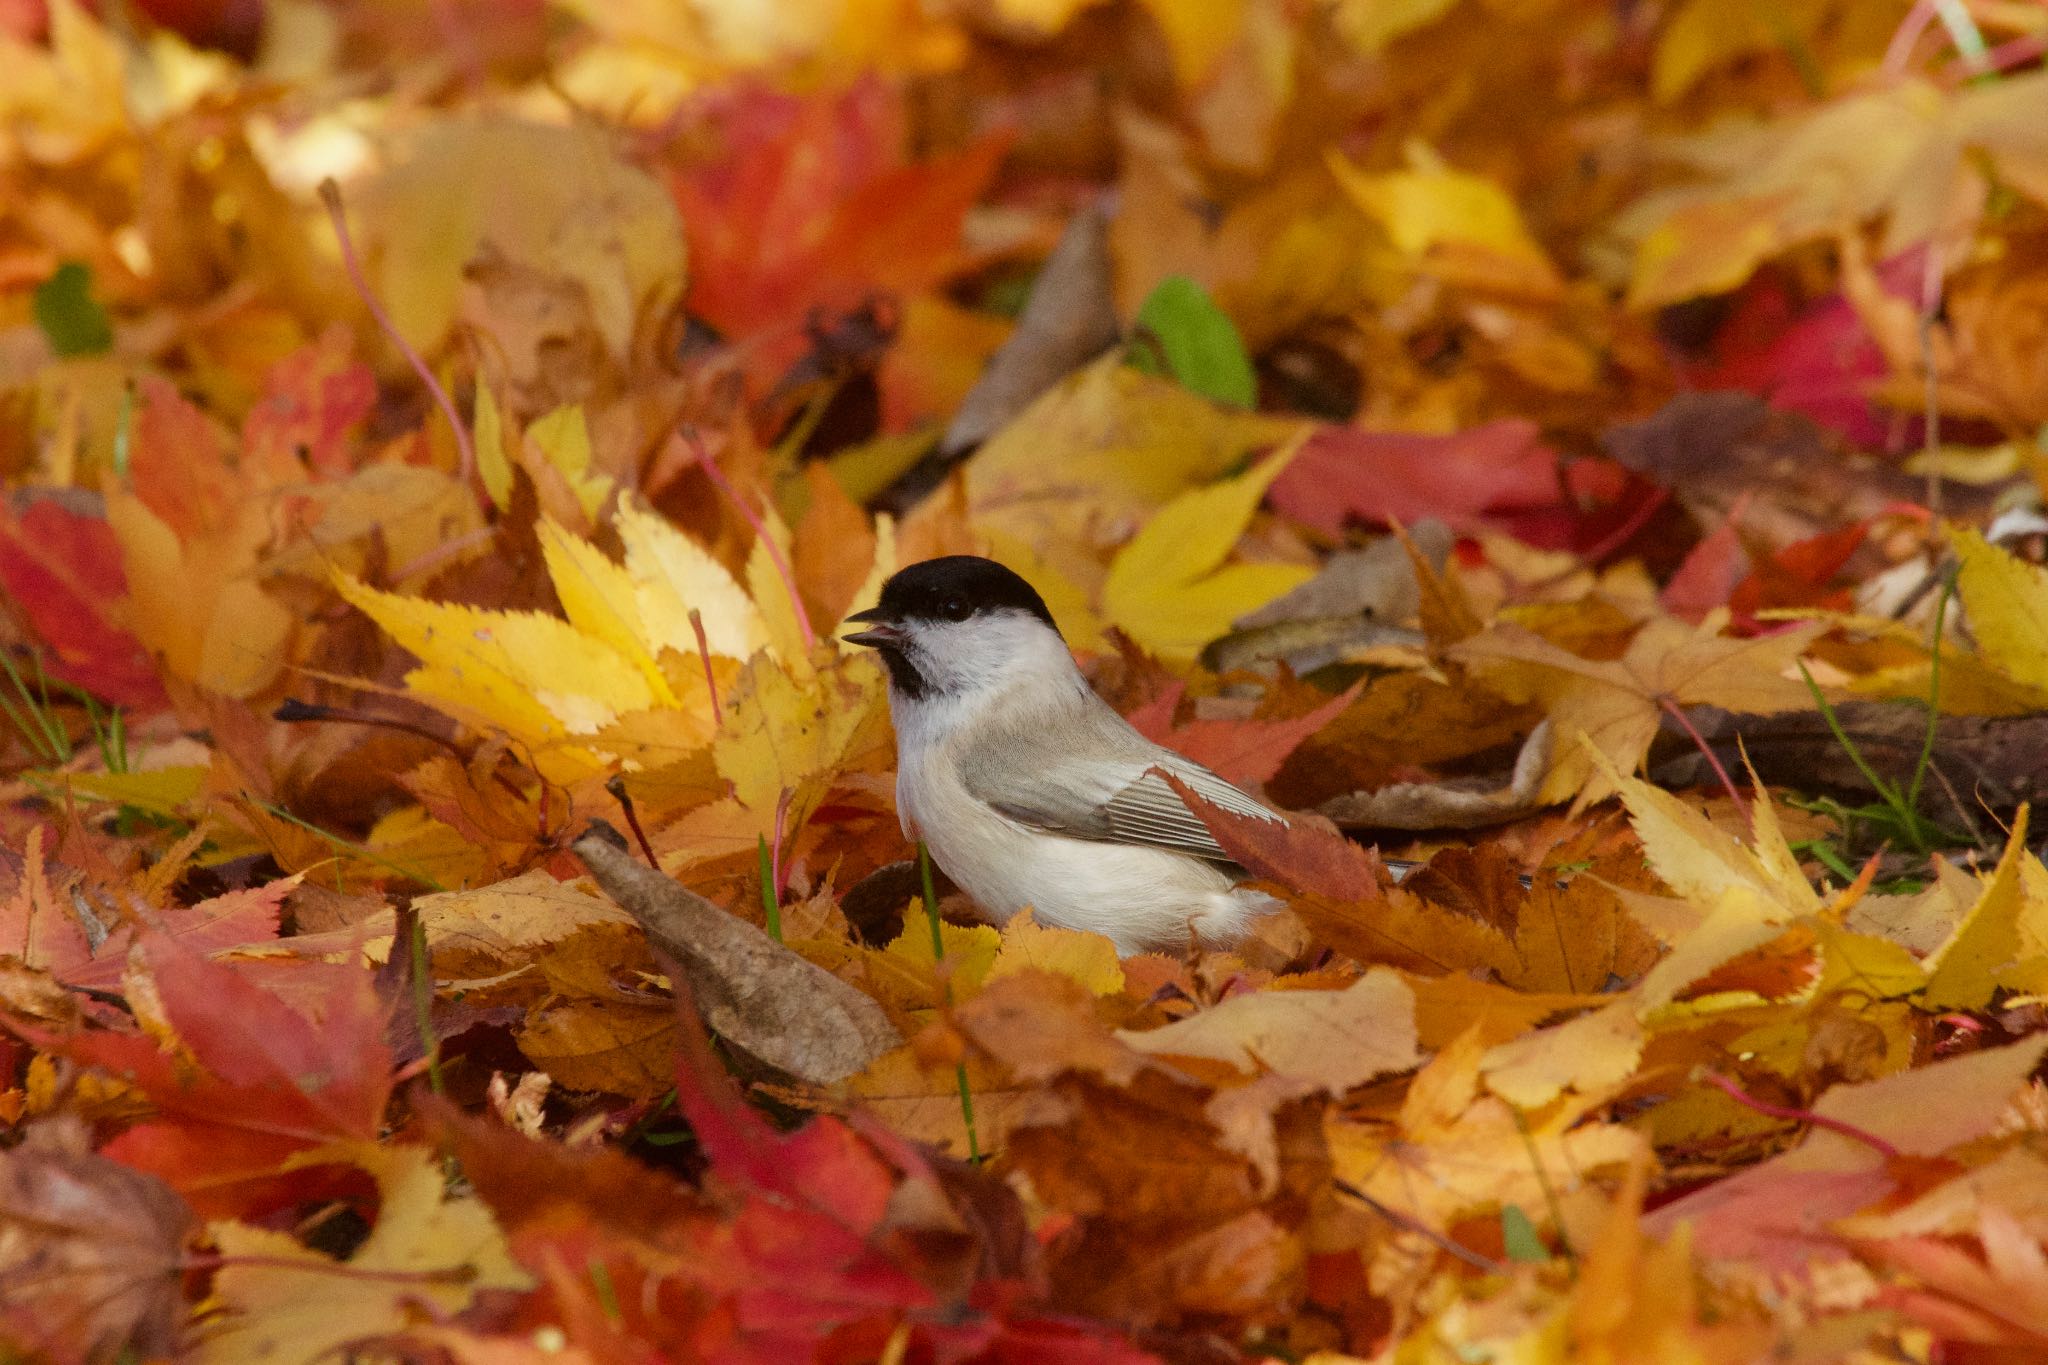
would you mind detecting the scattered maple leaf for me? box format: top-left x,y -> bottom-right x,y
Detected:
1453,613 -> 1827,806
0,1125 -> 194,1365
1268,418 -> 1561,536
193,1141 -> 531,1364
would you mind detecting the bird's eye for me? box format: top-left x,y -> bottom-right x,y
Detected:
938,597 -> 972,621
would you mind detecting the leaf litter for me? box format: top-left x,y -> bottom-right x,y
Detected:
2,2 -> 2048,1361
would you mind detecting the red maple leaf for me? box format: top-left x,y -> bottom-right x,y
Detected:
29,932 -> 393,1218
0,499 -> 164,708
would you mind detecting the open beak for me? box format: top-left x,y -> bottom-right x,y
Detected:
842,606 -> 904,649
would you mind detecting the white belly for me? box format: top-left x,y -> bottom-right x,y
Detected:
897,747 -> 1265,955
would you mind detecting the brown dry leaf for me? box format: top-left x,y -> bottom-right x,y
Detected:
514,997 -> 677,1099
573,828 -> 901,1084
0,1123 -> 194,1363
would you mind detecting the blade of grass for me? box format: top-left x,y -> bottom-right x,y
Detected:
408,911 -> 446,1096
1905,570 -> 1953,814
250,799 -> 448,892
920,841 -> 981,1163
757,835 -> 782,942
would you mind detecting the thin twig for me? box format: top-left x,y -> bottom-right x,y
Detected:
1333,1179 -> 1505,1273
318,179 -> 475,487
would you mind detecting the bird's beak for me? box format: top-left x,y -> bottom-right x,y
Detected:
842,606 -> 904,649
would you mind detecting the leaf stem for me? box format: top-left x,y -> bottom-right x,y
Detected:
409,911 -> 446,1096
1701,1071 -> 1899,1159
1657,696 -> 1749,827
317,179 -> 475,487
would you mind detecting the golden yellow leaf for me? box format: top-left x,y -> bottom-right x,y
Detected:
472,381 -> 512,510
1922,808 -> 2038,1011
1328,145 -> 1556,278
1953,528 -> 2048,695
360,118 -> 686,362
526,406 -> 613,525
195,1142 -> 529,1365
615,500 -> 770,661
333,573 -> 653,749
882,915 -> 1002,1003
986,910 -> 1126,996
538,517 -> 675,704
966,355 -> 1298,588
1100,434 -> 1312,659
712,652 -> 887,819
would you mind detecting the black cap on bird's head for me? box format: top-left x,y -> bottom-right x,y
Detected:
844,557 -> 1062,697
843,555 -> 1058,643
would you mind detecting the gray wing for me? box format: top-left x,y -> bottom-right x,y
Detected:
956,703 -> 1284,861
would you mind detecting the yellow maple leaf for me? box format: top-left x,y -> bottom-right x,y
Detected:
357,117 -> 686,362
1953,528 -> 2048,696
1922,809 -> 2046,1010
1328,143 -> 1558,284
194,1142 -> 529,1364
1454,613 -> 1826,806
966,354 -> 1299,592
334,574 -> 653,757
1100,434 -> 1313,659
986,909 -> 1126,997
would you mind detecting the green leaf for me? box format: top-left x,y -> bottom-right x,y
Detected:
1500,1204 -> 1549,1262
1133,275 -> 1256,408
33,261 -> 113,357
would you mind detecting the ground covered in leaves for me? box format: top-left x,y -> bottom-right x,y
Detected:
5,1 -> 2048,1361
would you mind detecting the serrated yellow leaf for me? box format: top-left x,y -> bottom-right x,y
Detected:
334,573 -> 654,744
1923,808 -> 2034,1010
1953,528 -> 2048,694
986,909 -> 1125,996
1812,921 -> 1928,1000
712,654 -> 885,817
1480,999 -> 1642,1109
615,501 -> 769,661
1583,741 -> 1821,918
195,1142 -> 528,1365
1637,885 -> 1790,1015
884,915 -> 1001,1000
1101,435 -> 1312,659
538,517 -> 676,705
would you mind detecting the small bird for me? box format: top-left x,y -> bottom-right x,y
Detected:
844,555 -> 1288,955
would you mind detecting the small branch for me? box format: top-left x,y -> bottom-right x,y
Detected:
1701,1071 -> 1900,1159
1333,1179 -> 1505,1273
684,428 -> 816,651
318,179 -> 475,487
